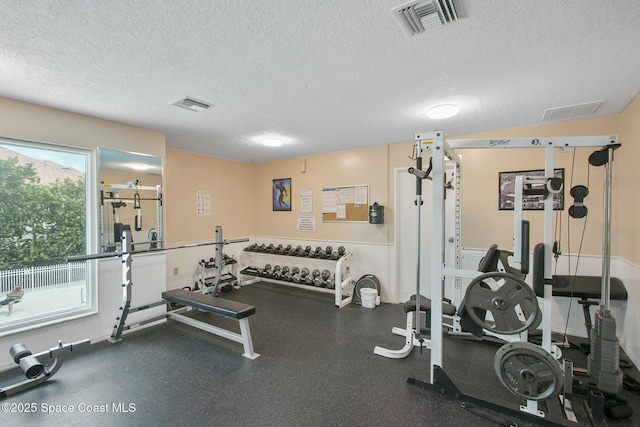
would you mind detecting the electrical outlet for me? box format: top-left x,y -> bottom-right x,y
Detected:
173,267 -> 179,276
345,266 -> 350,275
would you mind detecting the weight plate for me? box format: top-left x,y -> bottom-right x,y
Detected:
464,272 -> 539,335
494,342 -> 563,401
353,274 -> 380,303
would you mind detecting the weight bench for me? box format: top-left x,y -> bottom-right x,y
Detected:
532,243 -> 628,339
162,289 -> 260,359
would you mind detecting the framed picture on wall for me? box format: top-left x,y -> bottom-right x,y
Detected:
273,178 -> 292,211
499,169 -> 564,210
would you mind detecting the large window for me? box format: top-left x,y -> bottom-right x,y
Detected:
0,138 -> 95,334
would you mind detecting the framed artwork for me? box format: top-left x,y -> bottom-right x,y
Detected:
273,178 -> 291,211
499,169 -> 564,210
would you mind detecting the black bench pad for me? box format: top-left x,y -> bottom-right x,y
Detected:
405,295 -> 456,316
552,276 -> 627,300
162,289 -> 255,319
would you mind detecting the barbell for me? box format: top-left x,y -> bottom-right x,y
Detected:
67,236 -> 249,262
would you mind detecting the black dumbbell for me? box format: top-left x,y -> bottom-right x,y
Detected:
303,268 -> 313,285
272,265 -> 281,279
312,269 -> 322,286
325,274 -> 335,289
261,264 -> 272,277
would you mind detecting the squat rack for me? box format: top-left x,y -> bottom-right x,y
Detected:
412,130 -> 620,424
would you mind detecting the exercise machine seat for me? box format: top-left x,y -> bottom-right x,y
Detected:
551,275 -> 627,300
532,243 -> 627,301
406,295 -> 456,316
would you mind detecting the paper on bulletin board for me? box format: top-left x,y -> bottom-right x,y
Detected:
336,204 -> 346,219
355,186 -> 368,204
196,191 -> 211,216
300,189 -> 313,213
296,216 -> 316,232
322,189 -> 337,213
335,187 -> 355,204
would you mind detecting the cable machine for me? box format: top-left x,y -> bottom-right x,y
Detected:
100,180 -> 163,252
408,130 -> 622,425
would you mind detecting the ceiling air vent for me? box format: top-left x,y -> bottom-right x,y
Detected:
542,100 -> 604,122
392,0 -> 462,36
171,96 -> 211,112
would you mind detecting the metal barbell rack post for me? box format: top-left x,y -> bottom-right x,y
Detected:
67,227 -> 248,343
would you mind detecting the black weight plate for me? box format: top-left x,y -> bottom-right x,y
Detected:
352,274 -> 380,303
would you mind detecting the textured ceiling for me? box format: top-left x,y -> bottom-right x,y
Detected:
1,1 -> 639,163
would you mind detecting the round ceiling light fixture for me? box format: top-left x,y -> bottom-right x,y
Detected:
262,138 -> 283,147
130,163 -> 149,171
427,104 -> 459,120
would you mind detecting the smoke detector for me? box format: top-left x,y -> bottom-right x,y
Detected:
392,0 -> 462,36
171,96 -> 211,112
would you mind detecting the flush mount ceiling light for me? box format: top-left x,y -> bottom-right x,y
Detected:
427,104 -> 459,119
262,138 -> 283,147
130,163 -> 149,171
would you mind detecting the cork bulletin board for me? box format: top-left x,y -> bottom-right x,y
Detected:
321,184 -> 369,222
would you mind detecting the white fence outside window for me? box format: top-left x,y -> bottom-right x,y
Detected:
0,263 -> 86,294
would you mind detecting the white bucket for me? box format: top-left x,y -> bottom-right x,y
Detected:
360,288 -> 378,309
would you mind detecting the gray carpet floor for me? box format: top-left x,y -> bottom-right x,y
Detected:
1,281 -> 639,426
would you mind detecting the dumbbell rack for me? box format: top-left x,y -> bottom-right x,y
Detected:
239,243 -> 355,308
198,255 -> 238,296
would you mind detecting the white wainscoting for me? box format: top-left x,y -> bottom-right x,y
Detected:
164,239 -> 250,292
239,237 -> 392,303
612,257 -> 639,368
165,237 -> 392,303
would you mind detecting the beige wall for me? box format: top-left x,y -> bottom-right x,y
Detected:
164,112 -> 631,259
252,145 -> 390,243
4,93 -> 635,262
618,93 -> 640,265
0,97 -> 164,158
454,115 -> 619,255
164,149 -> 254,243
0,96 -> 166,251
387,116 -> 621,256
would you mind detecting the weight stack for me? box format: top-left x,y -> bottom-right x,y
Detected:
587,309 -> 623,394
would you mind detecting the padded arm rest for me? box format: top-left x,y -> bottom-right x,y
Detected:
551,276 -> 627,300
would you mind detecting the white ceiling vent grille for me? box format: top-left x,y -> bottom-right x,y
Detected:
171,97 -> 211,112
392,0 -> 462,36
542,100 -> 604,122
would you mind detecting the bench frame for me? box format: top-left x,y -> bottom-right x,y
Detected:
163,289 -> 259,359
108,232 -> 259,359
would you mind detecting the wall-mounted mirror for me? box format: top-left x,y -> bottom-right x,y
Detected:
98,148 -> 163,253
